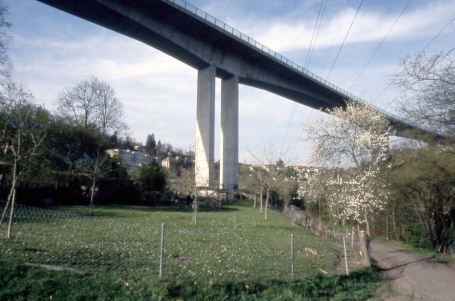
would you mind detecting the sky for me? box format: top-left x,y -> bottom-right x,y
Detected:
3,0 -> 455,165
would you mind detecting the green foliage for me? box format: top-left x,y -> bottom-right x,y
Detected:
385,145 -> 455,253
137,162 -> 167,192
400,216 -> 428,248
0,261 -> 384,301
44,120 -> 101,181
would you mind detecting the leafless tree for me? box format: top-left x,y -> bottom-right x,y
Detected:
0,1 -> 11,82
0,82 -> 46,238
392,49 -> 455,136
249,142 -> 298,219
55,77 -> 128,136
77,149 -> 111,215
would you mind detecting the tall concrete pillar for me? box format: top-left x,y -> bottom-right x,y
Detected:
220,75 -> 239,189
195,66 -> 216,187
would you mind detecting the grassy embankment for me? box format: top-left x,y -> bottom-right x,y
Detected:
0,200 -> 385,300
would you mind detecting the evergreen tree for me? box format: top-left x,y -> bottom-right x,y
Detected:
145,133 -> 156,155
137,162 -> 166,192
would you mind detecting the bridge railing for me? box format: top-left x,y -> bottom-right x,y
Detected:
166,0 -> 443,136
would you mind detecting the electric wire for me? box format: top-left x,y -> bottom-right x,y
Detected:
280,103 -> 298,158
373,13 -> 455,103
326,0 -> 364,81
305,0 -> 325,68
421,14 -> 455,53
282,0 -> 326,158
321,0 -> 351,77
307,0 -> 329,69
348,0 -> 413,91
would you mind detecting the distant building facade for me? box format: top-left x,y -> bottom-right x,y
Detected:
107,149 -> 151,173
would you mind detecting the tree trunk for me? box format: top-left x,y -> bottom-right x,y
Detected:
265,190 -> 269,220
364,210 -> 371,237
260,188 -> 263,213
90,178 -> 96,215
357,223 -> 361,241
253,193 -> 257,208
360,230 -> 371,267
392,204 -> 398,240
192,187 -> 198,225
0,184 -> 14,224
386,200 -> 389,239
7,187 -> 16,239
6,160 -> 18,239
318,200 -> 322,235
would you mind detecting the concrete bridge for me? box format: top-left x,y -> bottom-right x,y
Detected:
37,0 -> 444,189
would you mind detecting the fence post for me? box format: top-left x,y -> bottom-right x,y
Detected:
359,231 -> 371,267
159,223 -> 165,278
290,234 -> 294,280
343,236 -> 349,275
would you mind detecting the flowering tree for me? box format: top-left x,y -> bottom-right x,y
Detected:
302,101 -> 392,235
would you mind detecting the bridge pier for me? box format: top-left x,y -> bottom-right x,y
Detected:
195,66 -> 215,186
220,75 -> 239,189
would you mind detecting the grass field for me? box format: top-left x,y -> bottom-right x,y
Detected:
0,200 -> 384,300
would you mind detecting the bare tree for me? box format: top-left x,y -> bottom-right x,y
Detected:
55,77 -> 128,136
249,142 -> 298,219
239,165 -> 262,208
0,1 -> 11,82
96,80 -> 128,136
392,49 -> 455,136
0,82 -> 46,238
177,166 -> 195,197
77,149 -> 111,215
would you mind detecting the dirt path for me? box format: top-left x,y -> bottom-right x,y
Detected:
371,242 -> 455,301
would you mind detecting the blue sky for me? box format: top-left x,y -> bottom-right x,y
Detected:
4,0 -> 455,164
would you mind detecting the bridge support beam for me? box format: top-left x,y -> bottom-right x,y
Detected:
220,75 -> 239,190
195,66 -> 215,187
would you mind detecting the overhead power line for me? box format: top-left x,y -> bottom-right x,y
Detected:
307,0 -> 329,69
321,0 -> 351,77
348,0 -> 413,91
282,0 -> 328,157
374,13 -> 455,103
326,0 -> 364,81
305,0 -> 325,68
421,14 -> 455,53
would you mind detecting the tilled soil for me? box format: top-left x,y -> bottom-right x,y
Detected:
371,242 -> 455,301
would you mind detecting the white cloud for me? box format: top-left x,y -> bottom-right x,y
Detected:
253,1 -> 455,52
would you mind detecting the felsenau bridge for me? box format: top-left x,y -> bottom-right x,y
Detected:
37,0 -> 444,190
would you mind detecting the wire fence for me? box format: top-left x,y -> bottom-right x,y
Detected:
0,202 -> 365,283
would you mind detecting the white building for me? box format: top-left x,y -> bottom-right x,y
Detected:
107,149 -> 151,173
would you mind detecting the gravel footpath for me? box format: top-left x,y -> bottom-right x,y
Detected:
371,242 -> 455,301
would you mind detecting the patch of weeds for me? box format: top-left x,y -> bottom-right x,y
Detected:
0,260 -> 385,300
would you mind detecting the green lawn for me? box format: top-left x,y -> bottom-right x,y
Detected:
0,200 -> 383,300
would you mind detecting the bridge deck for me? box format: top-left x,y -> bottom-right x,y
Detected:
37,0 -> 445,139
